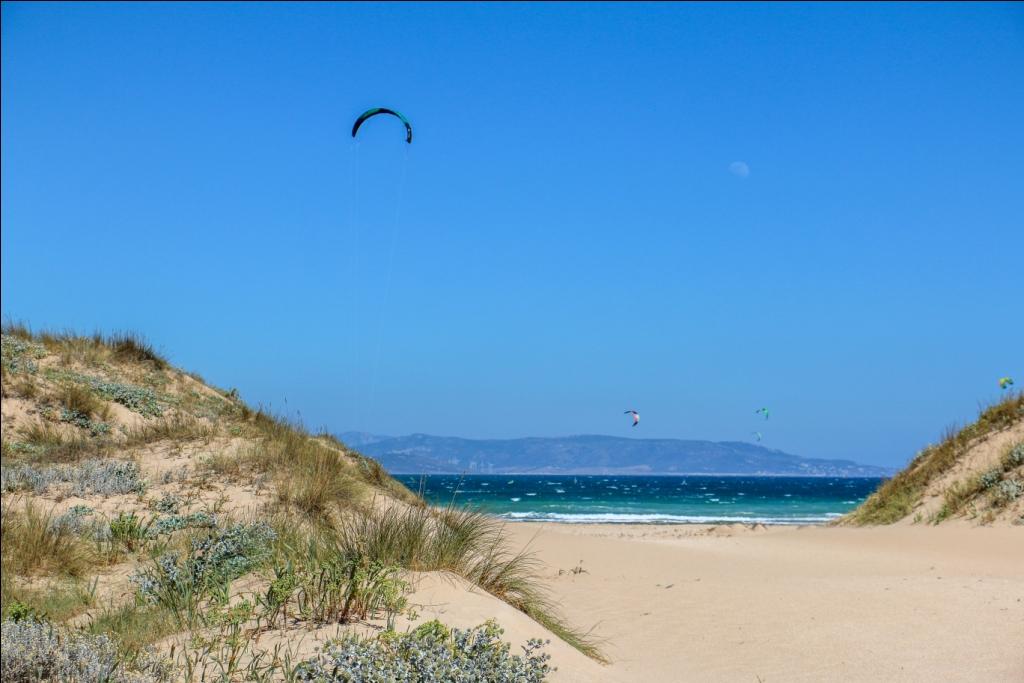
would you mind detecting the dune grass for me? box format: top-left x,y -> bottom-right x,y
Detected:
331,502 -> 607,661
106,332 -> 169,370
1,326 -> 601,666
0,500 -> 97,577
123,414 -> 217,447
58,383 -> 109,421
3,322 -> 169,371
84,603 -> 180,661
933,439 -> 1024,522
842,392 -> 1023,525
1,574 -> 97,624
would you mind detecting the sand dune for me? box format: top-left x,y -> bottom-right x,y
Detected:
495,523 -> 1024,682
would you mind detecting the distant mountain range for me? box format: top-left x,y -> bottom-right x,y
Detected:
336,432 -> 893,477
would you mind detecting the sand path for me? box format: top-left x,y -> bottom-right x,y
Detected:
504,523 -> 1023,682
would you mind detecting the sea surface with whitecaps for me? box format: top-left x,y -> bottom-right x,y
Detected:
395,474 -> 885,525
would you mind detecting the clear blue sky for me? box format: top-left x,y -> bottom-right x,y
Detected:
3,3 -> 1022,468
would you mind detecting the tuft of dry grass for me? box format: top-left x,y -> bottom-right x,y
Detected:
15,420 -> 98,463
244,420 -> 364,516
123,413 -> 216,446
107,332 -> 168,370
58,383 -> 109,420
0,500 -> 96,577
241,412 -> 420,516
842,393 -> 1023,525
2,324 -> 169,370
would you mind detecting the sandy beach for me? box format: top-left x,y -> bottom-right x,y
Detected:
414,522 -> 1024,682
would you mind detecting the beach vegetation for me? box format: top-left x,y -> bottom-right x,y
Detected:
841,393 -> 1023,525
0,501 -> 97,577
294,620 -> 552,682
1,458 -> 146,497
0,617 -> 172,683
1,325 -> 604,677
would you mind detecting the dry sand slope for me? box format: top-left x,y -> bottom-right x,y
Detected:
500,523 -> 1023,683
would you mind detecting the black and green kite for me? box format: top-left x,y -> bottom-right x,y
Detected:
351,107 -> 413,143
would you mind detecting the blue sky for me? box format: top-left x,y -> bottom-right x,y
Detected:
2,3 -> 1022,467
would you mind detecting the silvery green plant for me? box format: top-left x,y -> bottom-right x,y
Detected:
978,468 -> 1002,490
46,370 -> 165,417
48,505 -> 96,535
0,618 -> 171,683
1,459 -> 146,496
0,335 -> 45,374
994,478 -> 1022,506
133,521 -> 276,622
60,408 -> 111,436
1008,442 -> 1024,468
86,378 -> 163,417
154,494 -> 182,514
294,620 -> 552,682
150,511 -> 217,535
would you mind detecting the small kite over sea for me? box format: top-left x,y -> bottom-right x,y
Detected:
999,377 -> 1014,390
755,407 -> 770,420
624,410 -> 640,427
752,431 -> 763,443
352,107 -> 413,143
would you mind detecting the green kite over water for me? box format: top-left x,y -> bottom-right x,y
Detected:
756,407 -> 770,420
352,107 -> 413,143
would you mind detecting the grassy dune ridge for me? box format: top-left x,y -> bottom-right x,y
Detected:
841,392 -> 1024,526
0,323 -> 602,681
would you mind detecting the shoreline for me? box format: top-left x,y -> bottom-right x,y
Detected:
496,516 -> 839,526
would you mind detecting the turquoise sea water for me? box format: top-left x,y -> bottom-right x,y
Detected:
396,474 -> 885,525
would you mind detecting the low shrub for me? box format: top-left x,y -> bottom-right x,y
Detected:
294,620 -> 552,682
992,478 -> 1022,507
978,468 -> 1003,489
59,408 -> 111,436
48,505 -> 96,536
132,521 -> 276,624
1,459 -> 146,496
149,511 -> 217,535
0,617 -> 170,683
0,335 -> 46,375
1004,442 -> 1024,469
87,378 -> 163,417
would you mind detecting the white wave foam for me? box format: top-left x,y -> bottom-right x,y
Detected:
497,512 -> 840,525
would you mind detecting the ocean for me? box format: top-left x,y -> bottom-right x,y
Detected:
395,474 -> 885,525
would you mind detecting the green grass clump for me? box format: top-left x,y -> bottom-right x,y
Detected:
333,503 -> 605,661
1,579 -> 97,625
84,604 -> 180,664
843,393 -> 1023,525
